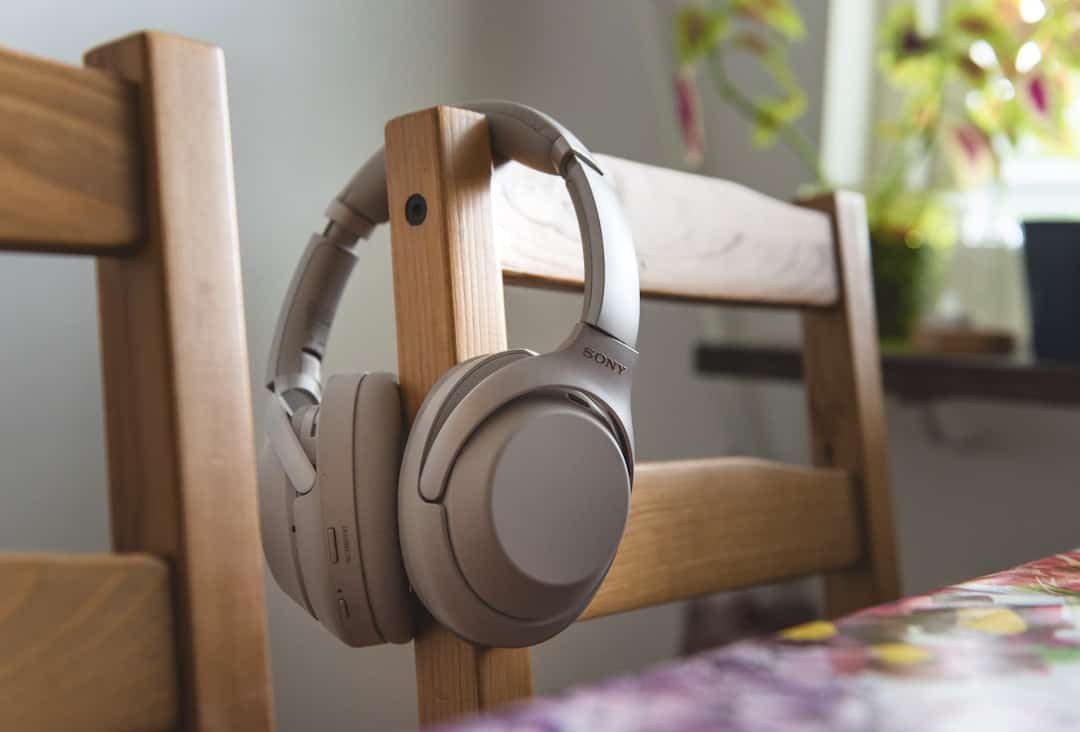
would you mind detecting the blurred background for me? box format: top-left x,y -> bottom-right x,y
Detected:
3,1 -> 1080,729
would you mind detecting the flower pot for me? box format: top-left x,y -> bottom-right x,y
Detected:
870,233 -> 942,345
1022,221 -> 1080,363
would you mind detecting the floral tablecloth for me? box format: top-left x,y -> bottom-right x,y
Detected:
440,550 -> 1080,731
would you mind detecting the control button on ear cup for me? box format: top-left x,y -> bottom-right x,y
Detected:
444,394 -> 630,622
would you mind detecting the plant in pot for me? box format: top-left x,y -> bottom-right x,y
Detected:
672,0 -> 1080,346
875,1 -> 1080,355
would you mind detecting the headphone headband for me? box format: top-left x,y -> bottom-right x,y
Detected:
266,101 -> 640,401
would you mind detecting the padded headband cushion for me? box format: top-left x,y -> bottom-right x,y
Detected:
266,101 -> 639,399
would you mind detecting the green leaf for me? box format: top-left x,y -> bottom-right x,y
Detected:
759,42 -> 800,92
943,4 -> 1017,74
868,189 -> 958,250
731,0 -> 805,40
675,6 -> 727,66
750,93 -> 805,147
731,31 -> 771,57
878,3 -> 941,89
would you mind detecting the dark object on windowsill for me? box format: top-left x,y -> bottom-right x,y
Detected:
695,342 -> 1080,406
870,231 -> 938,344
911,325 -> 1015,356
1023,220 -> 1080,364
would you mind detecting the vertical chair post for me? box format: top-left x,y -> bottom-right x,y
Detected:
385,106 -> 533,727
85,32 -> 274,732
798,192 -> 900,616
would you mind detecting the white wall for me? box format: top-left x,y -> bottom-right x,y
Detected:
0,1 -> 830,730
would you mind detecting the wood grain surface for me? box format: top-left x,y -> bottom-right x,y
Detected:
386,105 -> 532,726
0,45 -> 142,254
86,32 -> 274,732
582,458 -> 861,621
493,155 -> 838,306
799,192 -> 900,617
0,553 -> 176,732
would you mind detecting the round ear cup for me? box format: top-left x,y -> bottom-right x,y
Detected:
314,372 -> 414,646
399,355 -> 631,647
444,392 -> 630,620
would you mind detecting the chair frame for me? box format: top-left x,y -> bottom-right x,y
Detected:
0,30 -> 896,729
0,33 -> 273,732
383,106 -> 898,726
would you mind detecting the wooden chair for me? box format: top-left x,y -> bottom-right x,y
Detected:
0,30 -> 895,729
384,106 -> 899,726
0,33 -> 274,731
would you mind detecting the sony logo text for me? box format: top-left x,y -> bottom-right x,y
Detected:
583,346 -> 627,375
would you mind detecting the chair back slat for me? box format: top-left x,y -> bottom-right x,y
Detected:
581,458 -> 860,621
494,154 -> 839,306
0,554 -> 176,732
0,47 -> 143,255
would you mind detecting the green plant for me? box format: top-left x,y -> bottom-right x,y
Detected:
676,0 -> 1080,231
673,0 -> 1080,340
883,1 -> 1080,175
674,0 -> 822,181
872,1 -> 1080,241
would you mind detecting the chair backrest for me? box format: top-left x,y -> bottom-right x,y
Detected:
0,33 -> 274,731
383,106 -> 899,727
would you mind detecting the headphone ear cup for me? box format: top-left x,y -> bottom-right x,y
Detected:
399,349 -> 629,647
317,372 -> 414,646
257,435 -> 311,614
443,391 -> 629,622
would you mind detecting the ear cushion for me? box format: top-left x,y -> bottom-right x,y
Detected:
349,372 -> 413,643
316,372 -> 413,646
257,436 -> 312,614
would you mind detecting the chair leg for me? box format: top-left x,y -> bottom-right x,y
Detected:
799,191 -> 901,617
86,32 -> 275,732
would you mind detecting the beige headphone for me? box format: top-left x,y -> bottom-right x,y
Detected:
259,101 -> 640,648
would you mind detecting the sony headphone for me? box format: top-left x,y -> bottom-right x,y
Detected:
258,101 -> 640,649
